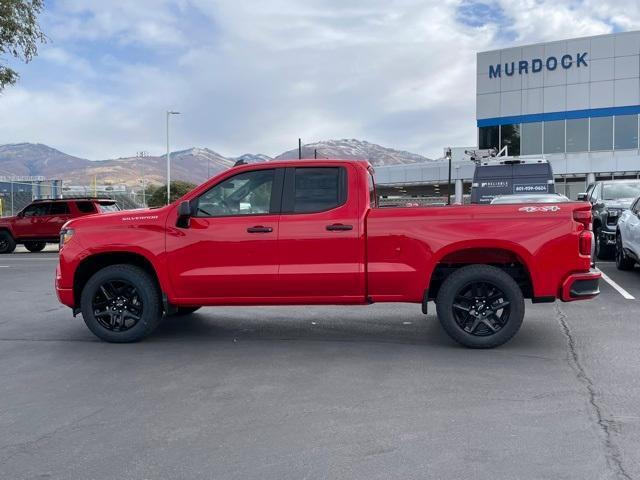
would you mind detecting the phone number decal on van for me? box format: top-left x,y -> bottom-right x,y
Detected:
514,184 -> 548,193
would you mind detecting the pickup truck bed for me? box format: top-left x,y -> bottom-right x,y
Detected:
56,159 -> 599,348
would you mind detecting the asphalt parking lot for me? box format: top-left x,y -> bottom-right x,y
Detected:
1,252 -> 640,480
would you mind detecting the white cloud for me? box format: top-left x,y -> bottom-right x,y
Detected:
3,0 -> 639,160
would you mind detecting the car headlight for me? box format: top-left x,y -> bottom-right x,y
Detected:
60,228 -> 75,247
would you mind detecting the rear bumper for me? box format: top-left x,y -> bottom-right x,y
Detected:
560,269 -> 601,302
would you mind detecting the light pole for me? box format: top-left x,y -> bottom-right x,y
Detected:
137,151 -> 148,207
166,111 -> 181,204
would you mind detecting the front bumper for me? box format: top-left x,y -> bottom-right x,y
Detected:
560,269 -> 601,302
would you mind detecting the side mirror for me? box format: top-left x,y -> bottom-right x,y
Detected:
176,201 -> 192,228
577,193 -> 588,201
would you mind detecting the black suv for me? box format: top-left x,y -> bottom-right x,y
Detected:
578,180 -> 640,259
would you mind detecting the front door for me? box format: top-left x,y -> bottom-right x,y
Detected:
277,165 -> 365,301
12,202 -> 50,238
166,167 -> 283,303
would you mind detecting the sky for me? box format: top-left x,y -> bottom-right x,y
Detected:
0,0 -> 639,160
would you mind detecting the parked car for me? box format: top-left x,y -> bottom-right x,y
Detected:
55,160 -> 599,348
490,193 -> 569,204
615,196 -> 640,270
471,159 -> 555,204
0,197 -> 119,254
578,180 -> 640,259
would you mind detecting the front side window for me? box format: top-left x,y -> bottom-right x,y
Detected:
22,203 -> 49,217
292,167 -> 345,213
195,169 -> 275,217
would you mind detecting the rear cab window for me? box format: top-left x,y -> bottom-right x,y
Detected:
283,167 -> 347,213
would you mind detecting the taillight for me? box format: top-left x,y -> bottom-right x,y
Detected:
579,231 -> 592,256
573,208 -> 592,231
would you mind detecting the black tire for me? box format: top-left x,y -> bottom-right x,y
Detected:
436,265 -> 525,349
171,306 -> 201,316
24,241 -> 46,253
616,232 -> 635,271
0,231 -> 16,254
80,264 -> 162,343
595,227 -> 614,260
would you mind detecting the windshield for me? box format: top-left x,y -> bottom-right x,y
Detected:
602,182 -> 640,200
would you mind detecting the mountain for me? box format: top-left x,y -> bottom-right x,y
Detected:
275,139 -> 430,166
0,140 -> 431,186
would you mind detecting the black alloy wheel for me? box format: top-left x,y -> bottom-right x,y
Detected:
91,279 -> 144,332
436,265 -> 525,348
80,264 -> 162,342
0,231 -> 16,254
451,281 -> 511,337
24,241 -> 46,252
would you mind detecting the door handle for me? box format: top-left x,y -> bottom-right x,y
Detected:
326,223 -> 353,231
247,226 -> 273,233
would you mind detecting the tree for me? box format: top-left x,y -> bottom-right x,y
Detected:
0,0 -> 46,92
147,181 -> 197,207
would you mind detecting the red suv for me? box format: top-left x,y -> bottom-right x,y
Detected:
0,197 -> 119,254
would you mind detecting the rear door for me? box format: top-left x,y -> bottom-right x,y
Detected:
39,202 -> 73,238
277,165 -> 365,301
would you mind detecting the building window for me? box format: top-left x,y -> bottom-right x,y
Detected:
479,126 -> 499,150
566,118 -> 589,153
614,115 -> 639,150
500,124 -> 520,156
521,122 -> 542,155
590,116 -> 613,151
544,120 -> 565,154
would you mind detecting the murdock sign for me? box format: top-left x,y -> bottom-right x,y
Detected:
489,52 -> 588,78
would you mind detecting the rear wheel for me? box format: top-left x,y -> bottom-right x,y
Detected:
616,233 -> 635,271
436,265 -> 525,349
0,231 -> 16,254
24,241 -> 46,253
595,227 -> 614,260
80,265 -> 162,343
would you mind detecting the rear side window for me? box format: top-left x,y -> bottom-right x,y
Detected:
286,167 -> 346,213
76,202 -> 96,213
50,202 -> 71,215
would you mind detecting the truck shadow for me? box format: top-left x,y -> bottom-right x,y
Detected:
151,305 -> 555,351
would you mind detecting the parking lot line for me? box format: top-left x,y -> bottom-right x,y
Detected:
597,268 -> 635,300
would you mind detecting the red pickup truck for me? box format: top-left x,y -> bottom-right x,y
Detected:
55,160 -> 600,348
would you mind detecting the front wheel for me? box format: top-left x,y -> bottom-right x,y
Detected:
616,233 -> 635,271
0,231 -> 16,254
80,264 -> 162,343
24,241 -> 46,252
436,265 -> 525,349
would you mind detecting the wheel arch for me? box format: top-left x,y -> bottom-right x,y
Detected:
73,251 -> 165,308
427,246 -> 534,301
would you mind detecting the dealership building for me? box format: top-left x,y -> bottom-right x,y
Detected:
376,30 -> 640,201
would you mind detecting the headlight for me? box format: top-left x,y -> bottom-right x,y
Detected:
60,228 -> 75,247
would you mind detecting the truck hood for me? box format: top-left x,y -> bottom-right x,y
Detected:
64,206 -> 170,230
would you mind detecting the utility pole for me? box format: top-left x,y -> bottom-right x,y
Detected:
166,111 -> 181,204
298,138 -> 302,159
446,147 -> 452,205
137,151 -> 148,207
314,149 -> 317,159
